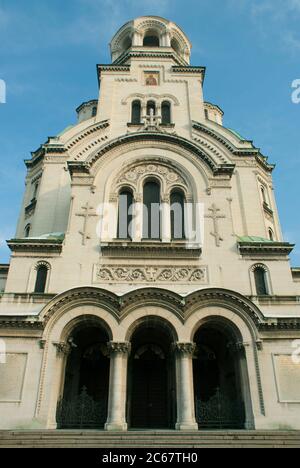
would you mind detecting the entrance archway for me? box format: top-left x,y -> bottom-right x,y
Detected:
128,318 -> 176,429
193,319 -> 247,429
57,322 -> 110,429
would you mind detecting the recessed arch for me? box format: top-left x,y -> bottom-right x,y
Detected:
86,132 -> 232,181
192,315 -> 253,429
125,314 -> 179,343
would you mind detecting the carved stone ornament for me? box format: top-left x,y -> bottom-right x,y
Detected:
174,342 -> 196,356
53,342 -> 71,356
95,265 -> 208,283
107,342 -> 131,355
116,162 -> 186,189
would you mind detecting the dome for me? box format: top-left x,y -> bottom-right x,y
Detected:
110,16 -> 192,65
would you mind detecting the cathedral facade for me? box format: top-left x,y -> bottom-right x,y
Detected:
0,16 -> 300,432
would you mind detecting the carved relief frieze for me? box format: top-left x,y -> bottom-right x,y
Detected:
94,265 -> 208,284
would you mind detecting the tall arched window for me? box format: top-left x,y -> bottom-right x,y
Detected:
261,186 -> 268,206
268,228 -> 274,241
254,266 -> 268,295
25,224 -> 31,238
143,35 -> 160,47
161,101 -> 171,125
143,180 -> 161,240
117,190 -> 134,240
92,106 -> 97,117
170,190 -> 185,240
147,101 -> 156,116
131,100 -> 141,124
34,264 -> 49,294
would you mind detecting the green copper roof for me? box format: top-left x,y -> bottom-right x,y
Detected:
227,128 -> 247,141
23,232 -> 65,241
237,236 -> 275,243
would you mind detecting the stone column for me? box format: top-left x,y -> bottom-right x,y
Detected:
105,342 -> 131,431
161,195 -> 171,242
175,343 -> 198,431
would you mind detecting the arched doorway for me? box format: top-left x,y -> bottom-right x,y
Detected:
193,320 -> 247,429
128,319 -> 176,429
57,322 -> 110,429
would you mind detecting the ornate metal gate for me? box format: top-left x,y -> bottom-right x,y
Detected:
56,387 -> 107,429
195,388 -> 245,429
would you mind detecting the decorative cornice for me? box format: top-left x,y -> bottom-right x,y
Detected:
100,241 -> 202,259
192,121 -> 275,172
111,50 -> 187,68
7,238 -> 64,254
85,132 -> 235,177
0,318 -> 43,330
0,264 -> 9,273
238,241 -> 294,257
172,66 -> 206,81
26,140 -> 67,168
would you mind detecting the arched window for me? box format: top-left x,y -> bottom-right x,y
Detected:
117,190 -> 134,240
34,264 -> 49,294
161,101 -> 171,125
143,35 -> 160,47
254,266 -> 268,295
268,228 -> 274,241
92,106 -> 97,117
147,101 -> 156,116
170,190 -> 185,240
261,186 -> 268,206
143,180 -> 161,239
131,100 -> 141,124
25,224 -> 31,238
33,183 -> 39,199
171,38 -> 181,55
122,36 -> 132,51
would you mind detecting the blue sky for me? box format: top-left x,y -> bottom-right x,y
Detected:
0,0 -> 299,264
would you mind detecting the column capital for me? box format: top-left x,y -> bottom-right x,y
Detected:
107,341 -> 131,356
174,342 -> 196,356
53,341 -> 71,357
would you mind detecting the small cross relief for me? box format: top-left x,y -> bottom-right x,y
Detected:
205,203 -> 226,247
76,202 -> 98,245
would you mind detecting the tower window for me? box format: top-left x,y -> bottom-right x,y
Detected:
161,101 -> 171,125
143,180 -> 161,240
92,106 -> 97,117
261,186 -> 268,206
131,100 -> 142,124
268,229 -> 274,241
117,190 -> 134,240
147,101 -> 156,116
143,35 -> 160,47
25,224 -> 31,238
33,183 -> 39,199
254,267 -> 268,295
170,190 -> 185,240
34,264 -> 49,294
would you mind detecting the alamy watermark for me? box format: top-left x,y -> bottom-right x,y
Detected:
291,79 -> 300,104
0,339 -> 6,364
0,79 -> 6,104
292,340 -> 300,365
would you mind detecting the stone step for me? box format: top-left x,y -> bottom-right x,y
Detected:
0,431 -> 299,448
